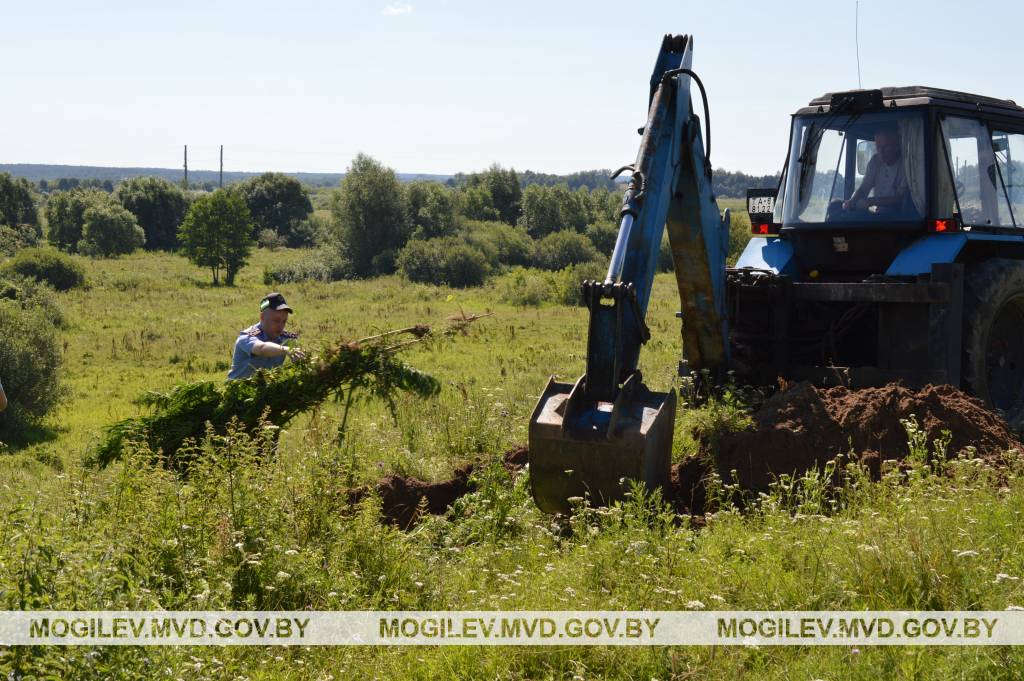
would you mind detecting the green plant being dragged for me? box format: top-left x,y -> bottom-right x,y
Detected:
94,326 -> 446,471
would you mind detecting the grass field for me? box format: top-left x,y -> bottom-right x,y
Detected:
3,229 -> 1024,679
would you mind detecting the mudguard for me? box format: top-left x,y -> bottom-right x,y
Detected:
885,233 -> 968,276
734,237 -> 797,276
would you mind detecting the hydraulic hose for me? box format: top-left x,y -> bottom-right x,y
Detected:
660,67 -> 711,171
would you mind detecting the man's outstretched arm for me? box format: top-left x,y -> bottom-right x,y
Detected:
251,341 -> 305,360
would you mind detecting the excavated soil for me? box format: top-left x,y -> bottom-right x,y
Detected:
346,446 -> 528,529
714,382 -> 1021,493
347,383 -> 1020,526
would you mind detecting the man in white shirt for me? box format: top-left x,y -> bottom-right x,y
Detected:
843,125 -> 908,213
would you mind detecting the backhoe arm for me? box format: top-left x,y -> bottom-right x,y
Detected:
528,34 -> 730,514
586,33 -> 729,402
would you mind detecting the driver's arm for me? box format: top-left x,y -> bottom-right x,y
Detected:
845,156 -> 877,209
867,193 -> 904,208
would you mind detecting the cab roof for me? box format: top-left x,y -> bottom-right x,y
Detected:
797,86 -> 1024,118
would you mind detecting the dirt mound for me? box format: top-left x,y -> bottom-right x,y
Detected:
347,446 -> 529,529
715,382 -> 1021,493
346,382 -> 1018,526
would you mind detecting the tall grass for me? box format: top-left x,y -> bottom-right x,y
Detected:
1,247 -> 1022,679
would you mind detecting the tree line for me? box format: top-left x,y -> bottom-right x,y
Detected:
0,156 -> 771,287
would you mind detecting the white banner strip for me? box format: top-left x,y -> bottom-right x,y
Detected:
0,611 -> 1021,646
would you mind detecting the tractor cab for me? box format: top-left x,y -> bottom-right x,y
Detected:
730,86 -> 1024,403
746,87 -> 1024,278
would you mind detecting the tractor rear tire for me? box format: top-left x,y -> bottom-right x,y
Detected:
962,258 -> 1024,428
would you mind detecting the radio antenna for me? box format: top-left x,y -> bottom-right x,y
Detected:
855,1 -> 863,88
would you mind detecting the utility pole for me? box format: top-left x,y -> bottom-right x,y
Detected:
219,145 -> 224,188
183,145 -> 189,189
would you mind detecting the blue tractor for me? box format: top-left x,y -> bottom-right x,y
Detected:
528,34 -> 1024,513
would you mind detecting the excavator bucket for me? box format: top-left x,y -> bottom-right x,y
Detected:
528,375 -> 676,514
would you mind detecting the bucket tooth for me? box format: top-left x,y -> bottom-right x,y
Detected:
527,375 -> 675,514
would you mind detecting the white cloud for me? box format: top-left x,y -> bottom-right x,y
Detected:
383,3 -> 413,16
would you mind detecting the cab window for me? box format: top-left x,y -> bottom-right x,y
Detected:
939,116 -> 1013,227
991,129 -> 1024,226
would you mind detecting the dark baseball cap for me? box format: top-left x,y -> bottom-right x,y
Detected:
260,292 -> 294,313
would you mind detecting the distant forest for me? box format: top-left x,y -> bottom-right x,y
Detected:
0,163 -> 778,198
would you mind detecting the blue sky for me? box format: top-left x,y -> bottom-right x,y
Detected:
2,0 -> 1022,176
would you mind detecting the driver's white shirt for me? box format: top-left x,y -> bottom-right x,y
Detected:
865,155 -> 907,198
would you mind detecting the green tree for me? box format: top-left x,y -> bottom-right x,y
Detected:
407,181 -> 457,239
236,173 -> 313,247
178,190 -> 254,285
585,220 -> 620,256
470,164 -> 521,225
330,154 -> 410,277
587,186 -> 622,223
518,184 -> 562,237
78,202 -> 146,257
518,183 -> 590,236
0,172 -> 39,229
44,189 -> 107,253
115,176 -> 189,251
558,185 -> 589,231
458,184 -> 500,221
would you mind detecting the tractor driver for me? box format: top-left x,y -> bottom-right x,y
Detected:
227,292 -> 306,380
841,124 -> 908,214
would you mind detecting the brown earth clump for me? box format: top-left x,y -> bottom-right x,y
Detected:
714,382 -> 1021,493
346,445 -> 530,529
347,465 -> 475,530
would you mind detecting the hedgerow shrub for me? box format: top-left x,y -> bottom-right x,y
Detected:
532,231 -> 600,270
371,249 -> 398,275
549,259 -> 607,305
460,221 -> 534,268
257,228 -> 286,250
1,247 -> 85,291
0,223 -> 43,256
44,188 -> 108,253
78,202 -> 146,257
585,220 -> 619,257
287,215 -> 324,248
263,249 -> 350,284
494,267 -> 550,306
0,302 -> 67,430
397,238 -> 491,288
0,275 -> 66,327
495,260 -> 607,306
443,244 -> 492,288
